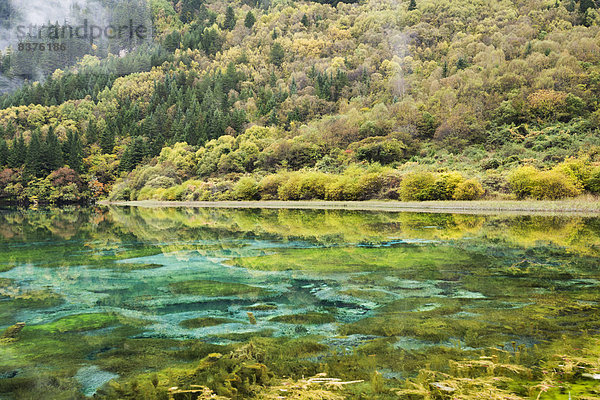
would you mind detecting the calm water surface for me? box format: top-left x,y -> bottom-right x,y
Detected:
1,206 -> 599,398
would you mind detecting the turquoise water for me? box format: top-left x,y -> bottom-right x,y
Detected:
1,207 -> 600,399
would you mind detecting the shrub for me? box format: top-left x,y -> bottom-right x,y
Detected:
552,158 -> 589,190
137,187 -> 155,200
324,166 -> 386,200
355,139 -> 406,165
232,177 -> 260,200
585,167 -> 600,194
259,173 -> 289,200
531,171 -> 582,199
527,90 -> 568,121
429,172 -> 465,200
508,165 -> 582,199
325,175 -> 357,200
146,175 -> 178,189
507,166 -> 539,199
453,179 -> 485,200
378,170 -> 403,199
399,172 -> 436,201
278,172 -> 330,200
161,185 -> 186,201
47,167 -> 84,191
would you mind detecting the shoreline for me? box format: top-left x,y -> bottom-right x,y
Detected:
99,199 -> 600,215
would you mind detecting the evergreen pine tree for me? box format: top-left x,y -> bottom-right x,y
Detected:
25,130 -> 44,177
223,6 -> 236,30
244,11 -> 256,28
64,130 -> 83,173
119,146 -> 133,171
0,138 -> 8,167
100,125 -> 115,154
223,62 -> 240,92
9,134 -> 26,168
301,14 -> 309,26
5,120 -> 15,138
408,0 -> 417,11
270,42 -> 285,67
44,127 -> 63,172
579,0 -> 596,13
86,119 -> 98,145
120,137 -> 147,171
290,77 -> 297,94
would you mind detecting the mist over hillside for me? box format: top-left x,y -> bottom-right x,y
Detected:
0,0 -> 151,91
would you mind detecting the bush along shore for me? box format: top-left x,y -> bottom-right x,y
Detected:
105,143 -> 600,203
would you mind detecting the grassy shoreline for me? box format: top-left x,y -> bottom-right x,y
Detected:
99,198 -> 600,215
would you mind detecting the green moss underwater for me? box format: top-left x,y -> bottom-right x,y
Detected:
1,207 -> 600,399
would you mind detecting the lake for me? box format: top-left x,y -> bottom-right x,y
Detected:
1,206 -> 599,399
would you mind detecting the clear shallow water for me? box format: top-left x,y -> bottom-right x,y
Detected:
1,207 -> 600,398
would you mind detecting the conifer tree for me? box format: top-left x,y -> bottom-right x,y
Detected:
64,130 -> 83,173
120,137 -> 147,171
0,138 -> 8,167
301,14 -> 309,26
579,0 -> 597,14
100,125 -> 116,154
86,120 -> 98,145
25,130 -> 44,177
244,11 -> 256,28
408,0 -> 417,11
44,127 -> 63,173
270,42 -> 285,67
223,6 -> 236,31
9,134 -> 26,168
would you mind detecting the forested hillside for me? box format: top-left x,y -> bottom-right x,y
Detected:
0,0 -> 600,204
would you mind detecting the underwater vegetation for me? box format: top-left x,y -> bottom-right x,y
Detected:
169,280 -> 272,298
2,207 -> 600,398
269,312 -> 336,325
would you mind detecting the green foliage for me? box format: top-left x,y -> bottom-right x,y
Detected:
244,11 -> 256,28
63,131 -> 83,173
269,312 -> 335,324
355,137 -> 406,165
453,179 -> 485,200
169,280 -> 271,297
232,177 -> 260,200
259,173 -> 289,200
277,171 -> 330,200
0,0 -> 599,204
223,6 -> 237,31
585,167 -> 600,194
508,165 -> 583,200
324,166 -> 386,201
399,172 -> 437,201
0,138 -> 8,167
270,42 -> 285,67
398,171 -> 484,201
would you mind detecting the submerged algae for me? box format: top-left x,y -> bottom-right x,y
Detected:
169,280 -> 272,298
2,208 -> 600,399
269,312 -> 336,325
180,317 -> 241,329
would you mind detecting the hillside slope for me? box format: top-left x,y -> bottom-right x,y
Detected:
0,0 -> 600,204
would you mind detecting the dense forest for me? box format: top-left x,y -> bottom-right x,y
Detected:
0,0 -> 600,204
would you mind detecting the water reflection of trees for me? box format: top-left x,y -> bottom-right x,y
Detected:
106,207 -> 600,253
1,207 -> 600,257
